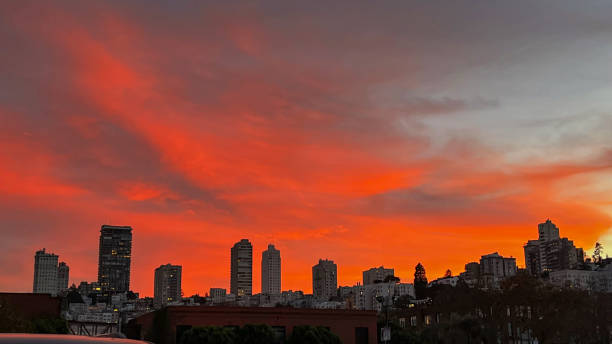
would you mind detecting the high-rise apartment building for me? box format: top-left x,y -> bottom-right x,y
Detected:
362,266 -> 394,285
261,244 -> 281,295
312,259 -> 337,300
33,248 -> 59,295
57,261 -> 69,292
230,239 -> 253,296
479,252 -> 517,288
524,219 -> 581,275
538,219 -> 560,242
98,225 -> 132,293
154,264 -> 182,306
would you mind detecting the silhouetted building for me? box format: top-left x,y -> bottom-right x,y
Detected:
0,293 -> 62,320
57,262 -> 69,292
362,266 -> 394,285
230,239 -> 252,296
312,259 -> 337,300
523,219 -> 581,275
33,249 -> 59,295
479,252 -> 517,288
261,244 -> 281,295
524,240 -> 541,275
77,281 -> 101,296
154,264 -> 182,307
125,306 -> 377,344
98,225 -> 132,293
538,219 -> 560,242
209,288 -> 226,304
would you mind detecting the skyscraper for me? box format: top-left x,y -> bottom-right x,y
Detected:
33,248 -> 59,295
312,259 -> 337,300
154,264 -> 182,307
230,239 -> 252,296
98,225 -> 132,293
362,266 -> 394,285
57,261 -> 70,292
261,244 -> 281,295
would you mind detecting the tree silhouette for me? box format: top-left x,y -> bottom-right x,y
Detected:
414,263 -> 428,299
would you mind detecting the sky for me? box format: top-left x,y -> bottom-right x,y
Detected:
1,0 -> 611,297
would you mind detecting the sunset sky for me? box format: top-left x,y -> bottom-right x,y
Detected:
1,1 -> 611,297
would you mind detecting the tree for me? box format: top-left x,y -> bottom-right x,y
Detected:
235,324 -> 276,344
444,269 -> 452,278
414,263 -> 428,299
179,326 -> 236,344
0,302 -> 29,332
287,326 -> 341,344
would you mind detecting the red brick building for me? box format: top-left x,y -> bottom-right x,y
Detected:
0,293 -> 62,319
126,306 -> 377,344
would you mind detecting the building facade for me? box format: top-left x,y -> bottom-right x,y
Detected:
57,261 -> 70,292
479,252 -> 517,288
312,259 -> 337,300
261,244 -> 281,295
230,239 -> 253,296
523,219 -> 582,275
33,248 -> 59,295
126,306 -> 378,344
209,288 -> 226,304
98,225 -> 133,294
362,266 -> 394,285
154,264 -> 182,307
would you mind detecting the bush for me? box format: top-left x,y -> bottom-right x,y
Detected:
287,326 -> 341,344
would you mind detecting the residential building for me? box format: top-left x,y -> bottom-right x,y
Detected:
362,266 -> 394,285
523,219 -> 582,275
429,276 -> 459,287
261,244 -> 281,295
57,261 -> 69,292
154,264 -> 182,307
33,248 -> 59,295
479,252 -> 517,288
230,239 -> 253,296
209,288 -> 226,304
98,225 -> 133,293
312,259 -> 337,300
353,282 -> 414,311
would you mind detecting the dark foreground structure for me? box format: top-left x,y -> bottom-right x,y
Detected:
125,306 -> 377,344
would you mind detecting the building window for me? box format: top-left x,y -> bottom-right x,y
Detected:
410,316 -> 417,326
425,315 -> 432,325
399,318 -> 406,328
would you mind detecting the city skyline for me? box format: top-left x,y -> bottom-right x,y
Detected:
1,1 -> 612,298
19,219 -> 608,297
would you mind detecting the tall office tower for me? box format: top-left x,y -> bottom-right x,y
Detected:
230,239 -> 253,296
261,244 -> 281,295
362,266 -> 395,285
33,249 -> 59,295
154,264 -> 182,307
312,259 -> 337,300
57,262 -> 70,292
98,225 -> 133,293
